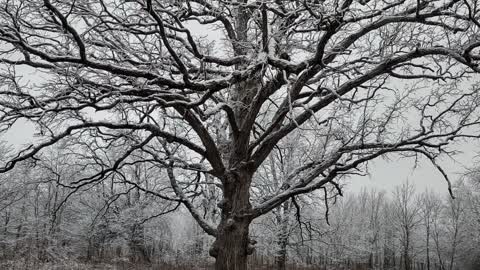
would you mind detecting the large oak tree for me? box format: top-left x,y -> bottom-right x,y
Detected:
1,0 -> 480,269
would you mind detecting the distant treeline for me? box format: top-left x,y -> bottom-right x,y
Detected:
0,161 -> 479,270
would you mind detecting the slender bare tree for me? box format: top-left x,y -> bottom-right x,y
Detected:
392,181 -> 420,270
2,1 -> 480,269
418,189 -> 442,270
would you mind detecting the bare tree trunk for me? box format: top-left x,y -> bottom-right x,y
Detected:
210,171 -> 253,270
448,225 -> 458,270
433,229 -> 445,270
404,226 -> 411,270
213,219 -> 251,270
128,224 -> 150,263
2,211 -> 10,259
426,225 -> 431,270
274,233 -> 288,270
208,1 -> 256,268
275,201 -> 290,270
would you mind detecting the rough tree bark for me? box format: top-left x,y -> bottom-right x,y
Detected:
274,202 -> 290,270
210,170 -> 254,270
207,2 -> 259,268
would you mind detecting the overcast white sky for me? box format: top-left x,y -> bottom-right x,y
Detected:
345,141 -> 480,195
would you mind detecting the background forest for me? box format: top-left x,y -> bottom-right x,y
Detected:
0,146 -> 479,270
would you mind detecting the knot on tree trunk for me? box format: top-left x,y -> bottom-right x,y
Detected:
247,238 -> 257,255
217,198 -> 228,209
225,218 -> 236,230
209,241 -> 219,258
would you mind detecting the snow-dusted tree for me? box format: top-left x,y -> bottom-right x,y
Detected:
363,188 -> 386,269
463,177 -> 480,269
2,1 -> 480,269
418,189 -> 443,270
252,130 -> 339,270
443,193 -> 466,270
391,181 -> 420,270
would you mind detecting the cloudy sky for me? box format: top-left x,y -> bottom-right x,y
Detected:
346,140 -> 480,195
